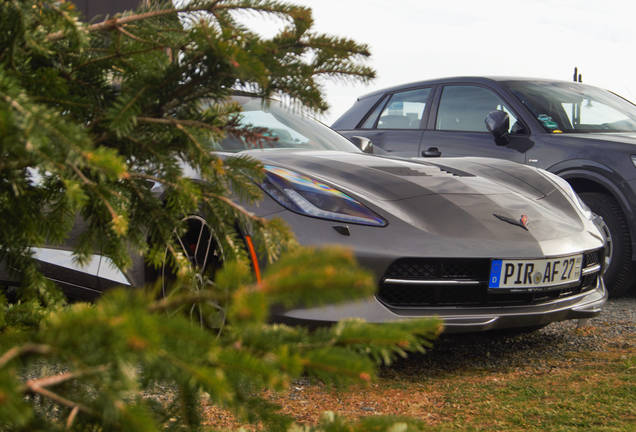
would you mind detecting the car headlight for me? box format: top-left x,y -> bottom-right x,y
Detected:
537,169 -> 593,219
631,155 -> 636,168
261,165 -> 387,227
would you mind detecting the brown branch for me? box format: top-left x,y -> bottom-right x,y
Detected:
116,25 -> 153,44
137,116 -> 222,134
25,365 -> 108,389
47,7 -> 199,42
45,3 -> 301,42
0,344 -> 52,368
311,68 -> 371,77
129,173 -> 265,223
19,366 -> 108,420
148,290 -> 229,313
26,383 -> 96,416
66,406 -> 79,430
176,123 -> 205,153
203,191 -> 265,224
74,46 -> 162,70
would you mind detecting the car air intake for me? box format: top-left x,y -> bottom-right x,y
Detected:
378,250 -> 603,308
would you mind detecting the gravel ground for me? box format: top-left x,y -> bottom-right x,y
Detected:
386,295 -> 636,376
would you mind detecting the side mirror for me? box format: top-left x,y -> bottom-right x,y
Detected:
485,111 -> 510,146
349,135 -> 375,154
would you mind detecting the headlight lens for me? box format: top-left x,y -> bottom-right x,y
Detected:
631,155 -> 636,168
537,169 -> 593,219
261,165 -> 387,226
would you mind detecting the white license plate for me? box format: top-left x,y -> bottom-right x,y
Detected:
489,255 -> 582,289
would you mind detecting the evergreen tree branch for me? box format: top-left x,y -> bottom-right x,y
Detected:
0,3 -> 440,430
203,192 -> 264,223
175,123 -> 208,154
74,46 -> 166,69
23,365 -> 108,390
25,383 -> 96,417
149,290 -> 237,313
115,25 -> 154,44
66,406 -> 79,430
137,116 -> 223,134
46,7 -> 197,42
0,343 -> 52,368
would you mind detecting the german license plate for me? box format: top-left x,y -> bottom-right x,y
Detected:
489,255 -> 582,289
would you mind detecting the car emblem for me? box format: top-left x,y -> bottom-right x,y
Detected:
493,213 -> 529,231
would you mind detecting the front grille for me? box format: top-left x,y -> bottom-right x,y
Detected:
378,251 -> 602,308
383,258 -> 490,280
583,250 -> 603,268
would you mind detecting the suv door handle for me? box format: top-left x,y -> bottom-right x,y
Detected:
422,147 -> 442,157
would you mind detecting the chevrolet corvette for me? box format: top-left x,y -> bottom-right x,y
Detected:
0,96 -> 608,333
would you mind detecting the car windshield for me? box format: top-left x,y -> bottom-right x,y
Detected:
502,81 -> 636,133
215,96 -> 360,153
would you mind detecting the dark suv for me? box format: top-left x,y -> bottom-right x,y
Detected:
333,77 -> 636,296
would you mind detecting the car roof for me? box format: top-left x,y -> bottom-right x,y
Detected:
357,76 -> 580,100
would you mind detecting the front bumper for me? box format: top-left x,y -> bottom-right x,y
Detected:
276,276 -> 607,333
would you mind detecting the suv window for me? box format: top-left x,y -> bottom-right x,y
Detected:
504,81 -> 636,133
374,88 -> 431,129
436,85 -> 520,133
360,96 -> 387,129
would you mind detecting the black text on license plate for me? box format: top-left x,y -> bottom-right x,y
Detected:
489,255 -> 582,289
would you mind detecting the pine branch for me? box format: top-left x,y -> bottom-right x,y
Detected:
25,383 -> 96,417
46,6 -> 199,42
203,192 -> 265,223
66,406 -> 79,430
74,46 -> 166,69
137,116 -> 223,134
0,3 -> 439,431
0,343 -> 52,368
148,289 -> 229,313
23,365 -> 108,390
115,25 -> 154,44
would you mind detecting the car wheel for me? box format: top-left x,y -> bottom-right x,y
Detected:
161,215 -> 225,327
579,192 -> 633,297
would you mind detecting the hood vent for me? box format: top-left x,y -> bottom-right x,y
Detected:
432,164 -> 475,177
371,164 -> 473,177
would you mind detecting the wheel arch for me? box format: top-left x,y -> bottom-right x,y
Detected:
553,165 -> 636,258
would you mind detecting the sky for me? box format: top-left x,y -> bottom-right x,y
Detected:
240,0 -> 636,125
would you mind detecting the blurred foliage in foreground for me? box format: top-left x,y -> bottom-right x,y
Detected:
0,247 -> 441,431
0,1 -> 441,430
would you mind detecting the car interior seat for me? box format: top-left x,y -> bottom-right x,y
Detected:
378,114 -> 412,129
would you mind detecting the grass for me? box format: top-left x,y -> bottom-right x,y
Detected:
419,348 -> 635,431
204,328 -> 636,432
203,334 -> 635,431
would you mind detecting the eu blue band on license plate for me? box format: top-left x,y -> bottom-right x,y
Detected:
489,259 -> 503,288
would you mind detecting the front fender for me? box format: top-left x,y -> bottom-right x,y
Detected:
548,159 -> 636,258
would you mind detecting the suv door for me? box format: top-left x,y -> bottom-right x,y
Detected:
420,84 -> 529,162
339,87 -> 432,157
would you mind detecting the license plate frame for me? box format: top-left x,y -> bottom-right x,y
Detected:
489,255 -> 583,290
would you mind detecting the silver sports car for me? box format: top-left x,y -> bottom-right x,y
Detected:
1,97 -> 607,333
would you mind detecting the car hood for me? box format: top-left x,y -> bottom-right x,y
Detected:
546,132 -> 636,146
244,150 -> 556,200
241,150 -> 588,240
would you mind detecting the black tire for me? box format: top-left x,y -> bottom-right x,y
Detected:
161,215 -> 225,328
161,215 -> 222,296
579,192 -> 633,297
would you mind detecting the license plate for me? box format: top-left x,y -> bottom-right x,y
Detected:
489,255 -> 582,289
